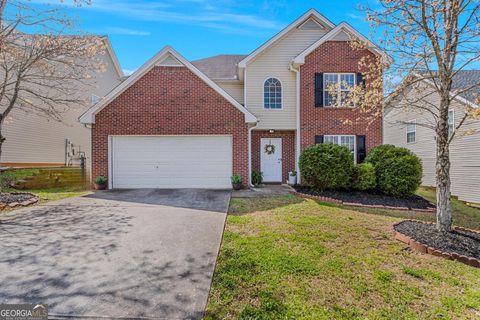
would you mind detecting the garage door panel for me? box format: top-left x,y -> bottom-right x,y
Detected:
111,136 -> 233,189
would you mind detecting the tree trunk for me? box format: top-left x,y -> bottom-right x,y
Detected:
436,97 -> 453,233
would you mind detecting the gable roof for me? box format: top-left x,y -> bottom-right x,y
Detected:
292,22 -> 390,66
237,8 -> 335,68
192,54 -> 247,80
386,72 -> 480,109
101,36 -> 124,79
79,46 -> 257,124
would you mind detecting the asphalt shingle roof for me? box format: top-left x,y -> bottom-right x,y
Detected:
191,54 -> 247,80
450,70 -> 480,103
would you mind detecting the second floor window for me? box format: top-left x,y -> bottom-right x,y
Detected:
407,120 -> 416,143
324,73 -> 356,107
264,77 -> 282,109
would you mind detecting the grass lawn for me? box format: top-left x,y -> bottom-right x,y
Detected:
205,195 -> 480,320
29,186 -> 91,202
353,187 -> 480,230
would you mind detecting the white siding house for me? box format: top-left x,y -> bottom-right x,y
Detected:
0,37 -> 123,172
384,72 -> 480,204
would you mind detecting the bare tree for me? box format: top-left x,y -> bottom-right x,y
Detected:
0,0 -> 105,162
353,0 -> 480,233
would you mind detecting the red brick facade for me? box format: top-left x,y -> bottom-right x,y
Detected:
91,66 -> 249,186
299,41 -> 383,153
251,130 -> 296,183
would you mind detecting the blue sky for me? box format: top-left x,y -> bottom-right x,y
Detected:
29,1 -> 379,74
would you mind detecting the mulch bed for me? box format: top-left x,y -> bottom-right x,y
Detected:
0,192 -> 38,209
293,187 -> 436,211
395,220 -> 480,260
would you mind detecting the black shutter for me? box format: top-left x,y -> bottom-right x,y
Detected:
315,73 -> 324,107
315,135 -> 324,144
356,73 -> 366,88
356,135 -> 366,163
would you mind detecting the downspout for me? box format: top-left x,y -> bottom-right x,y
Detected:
248,121 -> 258,187
290,63 -> 301,184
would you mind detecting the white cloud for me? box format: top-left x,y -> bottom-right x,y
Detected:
102,27 -> 150,36
31,0 -> 283,34
347,13 -> 365,21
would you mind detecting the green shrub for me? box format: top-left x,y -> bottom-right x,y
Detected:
366,145 -> 422,197
251,170 -> 263,186
0,171 -> 16,189
377,155 -> 423,197
352,163 -> 376,191
365,144 -> 412,167
95,175 -> 107,185
299,143 -> 354,191
230,174 -> 242,184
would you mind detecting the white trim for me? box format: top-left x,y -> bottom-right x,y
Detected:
238,9 -> 335,68
406,119 -> 416,144
324,134 -> 357,163
80,45 -> 257,124
263,76 -> 283,110
323,73 -> 356,107
102,37 -> 124,79
108,135 -> 113,189
292,22 -> 391,66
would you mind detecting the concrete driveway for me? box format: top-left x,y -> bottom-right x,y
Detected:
0,189 -> 230,319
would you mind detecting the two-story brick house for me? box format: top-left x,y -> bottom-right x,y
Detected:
80,9 -> 385,189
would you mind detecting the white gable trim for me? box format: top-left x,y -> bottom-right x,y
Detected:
237,9 -> 335,68
80,46 -> 257,124
292,22 -> 391,65
102,37 -> 124,79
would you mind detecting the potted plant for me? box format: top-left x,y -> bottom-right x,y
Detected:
94,175 -> 108,190
288,171 -> 297,186
231,174 -> 242,190
251,170 -> 263,187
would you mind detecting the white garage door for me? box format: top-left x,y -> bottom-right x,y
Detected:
110,136 -> 232,189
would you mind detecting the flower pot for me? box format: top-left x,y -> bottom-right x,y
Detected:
288,172 -> 297,186
232,182 -> 242,190
94,183 -> 107,190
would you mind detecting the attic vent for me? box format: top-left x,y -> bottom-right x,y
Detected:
298,18 -> 325,30
156,54 -> 183,67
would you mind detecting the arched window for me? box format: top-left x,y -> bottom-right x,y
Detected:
263,78 -> 282,109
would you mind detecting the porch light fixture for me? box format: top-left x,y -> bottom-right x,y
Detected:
269,129 -> 275,133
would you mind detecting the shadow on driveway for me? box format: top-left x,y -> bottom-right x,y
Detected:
0,189 -> 229,319
85,188 -> 231,213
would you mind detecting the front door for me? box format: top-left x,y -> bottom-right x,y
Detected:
260,138 -> 282,183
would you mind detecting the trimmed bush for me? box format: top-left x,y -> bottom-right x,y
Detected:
352,163 -> 376,191
366,145 -> 422,197
299,143 -> 354,191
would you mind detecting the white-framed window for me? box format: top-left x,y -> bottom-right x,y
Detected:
406,120 -> 416,143
324,73 -> 356,107
263,77 -> 282,109
448,109 -> 455,137
324,135 -> 357,163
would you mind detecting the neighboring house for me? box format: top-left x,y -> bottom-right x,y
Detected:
80,9 -> 385,189
384,71 -> 480,204
1,37 -> 123,173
